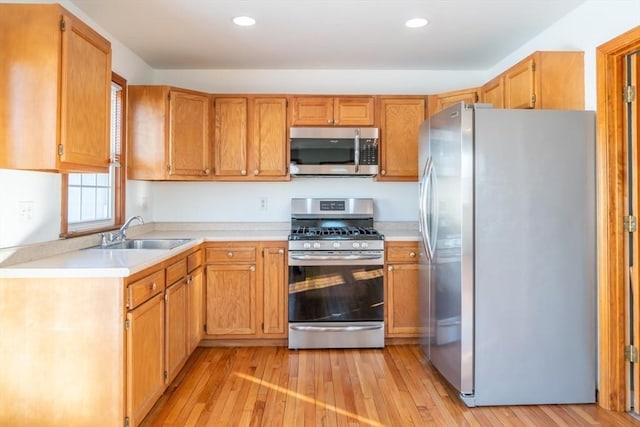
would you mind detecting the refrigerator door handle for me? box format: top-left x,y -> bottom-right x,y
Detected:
430,164 -> 440,253
420,158 -> 434,260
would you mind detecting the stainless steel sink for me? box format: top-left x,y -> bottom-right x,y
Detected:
92,238 -> 192,250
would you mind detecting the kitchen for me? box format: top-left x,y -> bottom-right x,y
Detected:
1,0 -> 640,425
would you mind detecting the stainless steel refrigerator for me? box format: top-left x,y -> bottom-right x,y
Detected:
418,102 -> 596,406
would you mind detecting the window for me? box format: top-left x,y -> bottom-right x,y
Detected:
61,72 -> 126,236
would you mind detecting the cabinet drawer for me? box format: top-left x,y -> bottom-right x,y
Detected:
166,258 -> 187,285
187,249 -> 203,272
128,270 -> 165,309
386,242 -> 419,263
206,246 -> 256,263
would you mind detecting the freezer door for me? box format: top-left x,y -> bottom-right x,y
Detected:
473,109 -> 596,405
427,102 -> 474,396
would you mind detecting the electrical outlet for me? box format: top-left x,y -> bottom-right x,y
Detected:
18,201 -> 34,221
259,197 -> 268,211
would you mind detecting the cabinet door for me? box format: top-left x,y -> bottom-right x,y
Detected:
165,279 -> 188,384
504,56 -> 536,109
378,98 -> 425,181
126,293 -> 165,427
187,266 -> 204,353
290,97 -> 334,126
481,76 -> 504,108
214,97 -> 248,176
169,91 -> 210,177
429,88 -> 479,116
60,13 -> 112,172
205,264 -> 257,335
334,97 -> 375,126
262,245 -> 287,336
386,263 -> 421,337
252,97 -> 288,179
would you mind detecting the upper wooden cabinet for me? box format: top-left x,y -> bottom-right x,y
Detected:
428,88 -> 479,116
377,97 -> 426,181
290,96 -> 375,126
480,75 -> 504,108
0,4 -> 112,172
503,51 -> 584,109
128,86 -> 211,180
213,96 -> 288,180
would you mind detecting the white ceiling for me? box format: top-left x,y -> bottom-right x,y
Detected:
69,0 -> 586,70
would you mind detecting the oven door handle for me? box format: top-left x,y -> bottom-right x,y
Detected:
289,254 -> 383,261
290,325 -> 383,332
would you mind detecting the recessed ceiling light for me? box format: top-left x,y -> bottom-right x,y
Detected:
405,18 -> 428,28
233,16 -> 256,26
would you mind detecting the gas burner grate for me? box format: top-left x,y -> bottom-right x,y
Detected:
290,226 -> 381,238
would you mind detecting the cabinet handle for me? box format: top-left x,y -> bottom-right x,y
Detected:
241,169 -> 247,175
388,266 -> 393,271
278,249 -> 284,254
250,265 -> 256,272
254,169 -> 259,175
227,252 -> 233,257
410,252 -> 416,258
187,275 -> 192,284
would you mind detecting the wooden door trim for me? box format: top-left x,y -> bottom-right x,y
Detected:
596,25 -> 640,411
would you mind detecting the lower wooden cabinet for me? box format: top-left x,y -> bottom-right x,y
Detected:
385,241 -> 422,338
165,278 -> 188,384
204,241 -> 287,339
125,247 -> 203,427
126,292 -> 166,427
187,262 -> 204,353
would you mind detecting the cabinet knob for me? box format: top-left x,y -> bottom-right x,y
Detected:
334,120 -> 339,125
388,266 -> 393,271
204,168 -> 210,174
241,169 -> 247,175
327,119 -> 333,124
151,282 -> 156,291
410,252 -> 416,258
250,265 -> 256,272
254,169 -> 259,175
381,170 -> 387,176
278,249 -> 284,254
227,252 -> 233,257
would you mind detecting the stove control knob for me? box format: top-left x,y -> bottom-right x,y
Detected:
332,242 -> 341,249
303,243 -> 311,249
361,242 -> 369,248
352,242 -> 361,248
313,242 -> 321,249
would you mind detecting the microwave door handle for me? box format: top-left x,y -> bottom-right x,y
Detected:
354,129 -> 360,173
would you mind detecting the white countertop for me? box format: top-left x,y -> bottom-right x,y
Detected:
0,222 -> 418,279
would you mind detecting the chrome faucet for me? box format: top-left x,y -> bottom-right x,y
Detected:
100,215 -> 144,246
118,215 -> 144,240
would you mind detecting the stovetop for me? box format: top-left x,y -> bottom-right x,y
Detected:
289,226 -> 383,241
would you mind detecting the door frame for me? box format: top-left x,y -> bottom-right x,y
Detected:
597,25 -> 640,411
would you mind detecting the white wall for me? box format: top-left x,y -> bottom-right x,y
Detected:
1,0 -> 638,247
147,179 -> 417,223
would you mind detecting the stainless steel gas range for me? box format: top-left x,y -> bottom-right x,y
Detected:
287,198 -> 385,349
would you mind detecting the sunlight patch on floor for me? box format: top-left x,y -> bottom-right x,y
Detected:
233,371 -> 384,427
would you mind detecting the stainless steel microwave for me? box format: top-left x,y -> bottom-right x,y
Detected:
289,127 -> 379,176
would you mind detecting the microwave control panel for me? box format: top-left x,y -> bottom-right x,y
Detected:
360,140 -> 378,165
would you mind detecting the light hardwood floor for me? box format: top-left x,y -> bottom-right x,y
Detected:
141,345 -> 639,426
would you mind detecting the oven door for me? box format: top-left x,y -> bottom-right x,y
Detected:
288,250 -> 384,348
